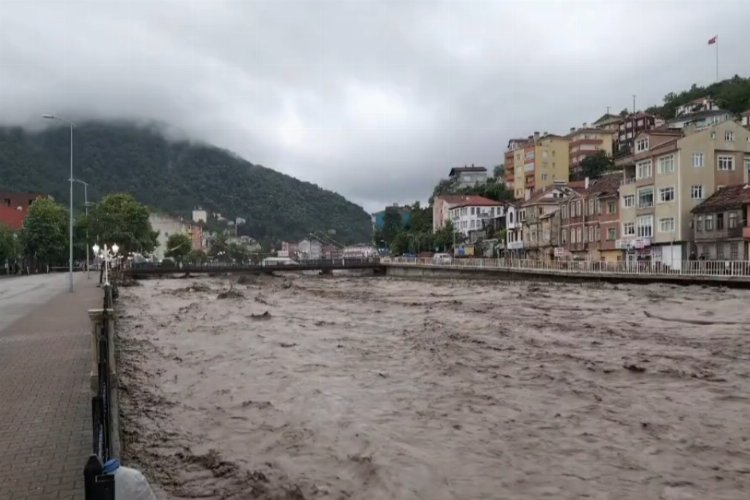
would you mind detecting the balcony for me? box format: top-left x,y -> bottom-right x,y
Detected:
744,226 -> 750,239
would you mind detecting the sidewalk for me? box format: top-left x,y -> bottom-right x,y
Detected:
0,276 -> 101,500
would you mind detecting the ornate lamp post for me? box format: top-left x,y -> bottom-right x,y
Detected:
92,243 -> 119,285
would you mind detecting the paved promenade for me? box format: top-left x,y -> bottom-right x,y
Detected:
0,273 -> 101,500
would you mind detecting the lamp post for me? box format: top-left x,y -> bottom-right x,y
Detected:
43,114 -> 75,292
72,179 -> 91,278
92,243 -> 119,286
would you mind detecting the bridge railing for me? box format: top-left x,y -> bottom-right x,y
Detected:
387,257 -> 750,278
128,256 -> 382,272
83,283 -> 117,499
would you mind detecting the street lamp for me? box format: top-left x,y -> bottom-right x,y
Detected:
43,114 -> 75,292
72,179 -> 91,278
93,243 -> 119,286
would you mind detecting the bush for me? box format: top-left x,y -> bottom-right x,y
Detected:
160,258 -> 176,268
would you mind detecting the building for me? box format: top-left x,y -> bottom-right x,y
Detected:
298,238 -> 323,260
504,204 -> 524,253
617,121 -> 750,268
448,165 -> 488,188
447,197 -> 507,237
675,96 -> 719,117
371,205 -> 412,231
741,110 -> 750,128
593,112 -> 623,133
0,192 -> 51,230
192,208 -> 208,224
559,174 -> 622,262
520,183 -> 582,259
433,194 -> 496,231
508,132 -> 571,200
691,184 -> 750,260
616,112 -> 658,155
667,109 -> 733,130
149,213 -> 199,260
565,126 -> 614,179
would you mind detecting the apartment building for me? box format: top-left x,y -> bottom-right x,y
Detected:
559,174 -> 622,262
617,121 -> 750,267
520,183 -> 581,259
616,112 -> 658,155
565,126 -> 614,179
448,197 -> 506,237
432,195 -> 498,232
0,191 -> 53,230
508,133 -> 570,200
593,113 -> 623,134
505,203 -> 523,253
504,138 -> 528,191
691,184 -> 750,260
449,165 -> 488,188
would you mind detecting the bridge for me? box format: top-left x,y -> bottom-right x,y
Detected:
126,258 -> 385,276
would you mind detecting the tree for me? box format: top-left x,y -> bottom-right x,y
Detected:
209,232 -> 229,260
577,151 -> 615,180
0,226 -> 22,270
164,233 -> 191,262
493,164 -> 505,180
187,249 -> 208,265
382,208 -> 403,243
22,199 -> 69,267
88,194 -> 158,254
227,242 -> 250,263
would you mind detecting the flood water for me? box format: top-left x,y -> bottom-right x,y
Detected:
117,275 -> 750,500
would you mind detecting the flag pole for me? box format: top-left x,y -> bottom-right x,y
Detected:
715,37 -> 719,82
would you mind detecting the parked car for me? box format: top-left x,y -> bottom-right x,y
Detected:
432,253 -> 453,265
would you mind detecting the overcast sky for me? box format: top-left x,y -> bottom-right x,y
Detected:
1,0 -> 748,213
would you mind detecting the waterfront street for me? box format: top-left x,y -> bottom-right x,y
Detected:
0,273 -> 100,500
118,275 -> 750,500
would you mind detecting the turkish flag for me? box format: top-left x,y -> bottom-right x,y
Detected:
708,35 -> 717,45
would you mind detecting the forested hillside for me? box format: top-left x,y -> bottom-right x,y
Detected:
0,122 -> 371,244
646,75 -> 750,118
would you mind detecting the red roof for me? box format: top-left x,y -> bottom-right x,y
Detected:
0,206 -> 27,230
449,196 -> 505,209
691,184 -> 750,214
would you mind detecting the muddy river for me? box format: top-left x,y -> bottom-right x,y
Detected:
117,275 -> 750,500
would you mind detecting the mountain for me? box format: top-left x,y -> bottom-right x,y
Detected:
646,74 -> 750,119
0,121 -> 372,244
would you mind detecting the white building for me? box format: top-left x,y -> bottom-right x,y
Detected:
448,198 -> 506,237
149,213 -> 192,261
298,238 -> 323,260
192,208 -> 207,223
505,204 -> 524,251
448,165 -> 488,188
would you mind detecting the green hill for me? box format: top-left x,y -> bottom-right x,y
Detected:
0,122 -> 371,244
646,74 -> 750,119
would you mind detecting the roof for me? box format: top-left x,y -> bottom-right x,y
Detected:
593,113 -> 621,125
691,184 -> 750,214
449,166 -> 487,176
669,109 -> 731,123
447,196 -> 505,209
522,184 -> 579,206
586,173 -> 621,196
0,205 -> 27,230
566,127 -> 613,138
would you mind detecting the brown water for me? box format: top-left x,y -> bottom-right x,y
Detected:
117,275 -> 750,500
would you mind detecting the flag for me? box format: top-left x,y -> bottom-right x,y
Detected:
708,35 -> 717,45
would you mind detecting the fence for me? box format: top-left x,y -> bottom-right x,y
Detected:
385,257 -> 750,278
83,283 -> 117,500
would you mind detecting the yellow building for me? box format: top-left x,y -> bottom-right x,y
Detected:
509,133 -> 570,200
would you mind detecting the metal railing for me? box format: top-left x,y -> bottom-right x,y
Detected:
84,283 -> 117,500
386,257 -> 750,278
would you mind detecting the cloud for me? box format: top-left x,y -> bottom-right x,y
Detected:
1,0 -> 748,213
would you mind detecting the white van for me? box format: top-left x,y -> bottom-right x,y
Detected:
432,253 -> 453,265
262,257 -> 299,267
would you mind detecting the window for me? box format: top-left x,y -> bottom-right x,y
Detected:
588,199 -> 594,215
696,216 -> 703,232
562,229 -> 567,244
730,243 -> 739,260
608,227 -> 616,240
636,215 -> 653,238
693,153 -> 704,168
636,160 -> 653,179
658,187 -> 675,203
659,217 -> 675,233
623,195 -> 635,208
691,185 -> 704,199
623,222 -> 635,236
717,243 -> 725,259
471,207 -> 475,215
725,130 -> 735,142
542,173 -> 548,181
717,213 -> 724,230
608,201 -> 616,214
595,226 -> 600,242
577,227 -> 582,243
635,138 -> 649,152
718,155 -> 735,171
588,226 -> 594,242
658,155 -> 675,174
729,212 -> 738,229
637,187 -> 654,208
705,215 -> 714,231
745,158 -> 750,176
